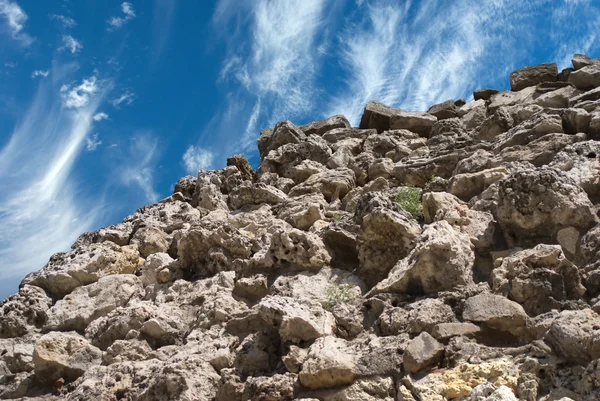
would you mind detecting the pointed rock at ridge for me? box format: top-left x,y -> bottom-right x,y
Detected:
300,115 -> 351,136
509,62 -> 558,91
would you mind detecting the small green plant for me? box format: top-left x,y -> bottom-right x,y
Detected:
429,174 -> 438,182
332,212 -> 343,222
321,281 -> 357,311
395,186 -> 422,218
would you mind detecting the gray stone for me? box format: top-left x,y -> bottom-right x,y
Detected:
403,332 -> 444,373
510,63 -> 558,91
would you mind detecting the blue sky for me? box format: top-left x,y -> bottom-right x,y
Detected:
0,0 -> 598,299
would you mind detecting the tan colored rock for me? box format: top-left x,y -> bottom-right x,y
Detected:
131,226 -> 169,258
44,274 -> 142,332
0,285 -> 52,338
321,376 -> 395,401
403,332 -> 444,373
369,221 -> 474,295
301,115 -> 351,136
140,252 -> 174,285
299,336 -> 357,390
448,167 -> 509,201
278,192 -> 327,230
496,168 -> 596,248
22,242 -> 143,299
463,293 -> 529,338
432,322 -> 481,341
33,332 -> 102,384
258,296 -> 335,343
491,245 -> 586,316
510,63 -> 558,91
229,183 -> 288,210
289,168 -> 356,202
547,309 -> 600,363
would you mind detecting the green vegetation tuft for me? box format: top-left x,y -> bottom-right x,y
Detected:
321,282 -> 357,311
395,186 -> 422,218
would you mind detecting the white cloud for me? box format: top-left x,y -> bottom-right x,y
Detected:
60,76 -> 98,108
111,91 -> 135,107
86,133 -> 102,151
0,63 -> 107,286
51,14 -> 76,28
0,0 -> 33,45
4,61 -> 16,68
182,145 -> 214,174
31,70 -> 49,78
60,34 -> 82,54
107,2 -> 136,29
120,134 -> 159,203
92,112 -> 109,121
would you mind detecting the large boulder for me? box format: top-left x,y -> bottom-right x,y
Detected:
300,115 -> 351,136
21,242 -> 143,299
368,221 -> 474,296
33,332 -> 102,384
257,296 -> 335,343
509,63 -> 558,91
0,285 -> 52,338
354,193 -> 422,287
44,275 -> 142,332
403,332 -> 445,373
289,168 -> 355,202
359,101 -> 402,133
568,64 -> 600,90
546,309 -> 600,363
389,110 -> 437,136
299,336 -> 357,389
496,168 -> 596,248
463,293 -> 529,340
550,141 -> 600,202
491,245 -> 586,316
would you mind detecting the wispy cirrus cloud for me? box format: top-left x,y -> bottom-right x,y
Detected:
108,2 -> 136,30
92,112 -> 109,121
0,0 -> 33,45
31,70 -> 49,79
51,14 -> 76,28
183,0 -> 333,169
119,133 -> 160,202
60,34 -> 83,54
0,65 -> 108,284
86,133 -> 102,151
111,91 -> 135,107
182,145 -> 214,174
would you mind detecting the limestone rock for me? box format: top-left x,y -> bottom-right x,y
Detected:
229,183 -> 288,210
568,64 -> 600,90
289,168 -> 355,202
355,192 -> 422,287
510,63 -> 558,91
301,115 -> 351,136
546,309 -> 600,363
496,168 -> 596,247
277,193 -> 327,230
403,332 -> 444,373
33,332 -> 102,384
463,293 -> 529,339
258,296 -> 335,343
44,275 -> 142,332
369,221 -> 474,295
359,101 -> 402,133
389,110 -> 437,136
491,245 -> 586,316
131,226 -> 169,258
0,285 -> 52,338
22,242 -> 143,299
299,336 -> 357,390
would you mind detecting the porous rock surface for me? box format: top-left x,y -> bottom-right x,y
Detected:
2,55 -> 600,400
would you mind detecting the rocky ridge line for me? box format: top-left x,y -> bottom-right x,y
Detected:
2,54 -> 600,400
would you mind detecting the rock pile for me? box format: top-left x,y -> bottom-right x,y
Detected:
2,54 -> 600,400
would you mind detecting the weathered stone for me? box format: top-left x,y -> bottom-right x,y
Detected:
546,309 -> 600,363
448,167 -> 509,201
474,88 -> 499,101
496,168 -> 596,248
301,115 -> 351,136
369,221 -> 474,296
22,242 -> 143,299
229,183 -> 288,209
33,332 -> 102,384
131,226 -> 169,258
359,101 -> 402,133
258,296 -> 335,343
389,110 -> 437,136
510,63 -> 558,91
463,293 -> 529,339
432,322 -> 481,341
403,332 -> 444,373
428,100 -> 459,120
569,64 -> 600,90
0,285 -> 52,338
227,154 -> 254,181
44,275 -> 142,332
289,168 -> 355,202
299,336 -> 357,390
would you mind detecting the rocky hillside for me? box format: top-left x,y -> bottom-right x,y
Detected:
3,54 -> 600,401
